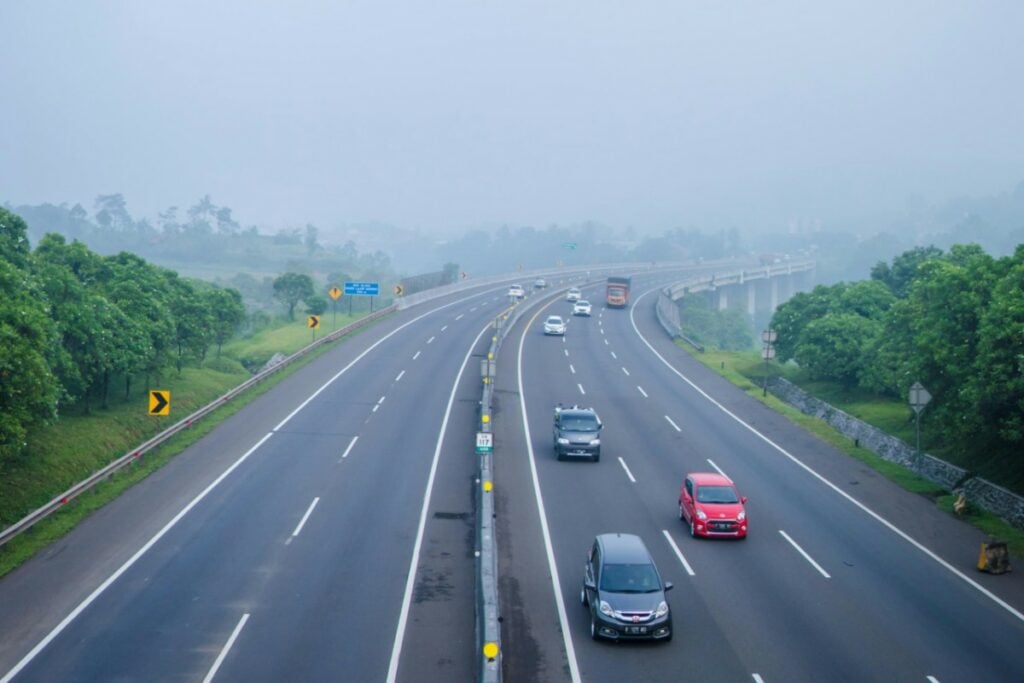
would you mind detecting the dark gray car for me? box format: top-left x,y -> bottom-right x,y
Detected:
581,533 -> 673,642
553,405 -> 601,462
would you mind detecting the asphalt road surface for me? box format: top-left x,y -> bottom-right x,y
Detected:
494,273 -> 1024,683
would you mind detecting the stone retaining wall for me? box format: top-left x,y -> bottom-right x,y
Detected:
768,377 -> 1024,530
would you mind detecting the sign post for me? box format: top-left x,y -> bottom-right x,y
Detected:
909,381 -> 932,460
344,281 -> 380,315
761,329 -> 777,396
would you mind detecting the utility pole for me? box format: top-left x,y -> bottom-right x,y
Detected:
761,329 -> 777,397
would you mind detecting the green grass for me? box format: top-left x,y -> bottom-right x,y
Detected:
681,342 -> 1024,556
0,312 -> 388,577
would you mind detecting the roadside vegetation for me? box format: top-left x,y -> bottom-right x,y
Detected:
672,240 -> 1024,555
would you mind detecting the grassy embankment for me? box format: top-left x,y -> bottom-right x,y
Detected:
683,344 -> 1024,556
0,312 -> 382,577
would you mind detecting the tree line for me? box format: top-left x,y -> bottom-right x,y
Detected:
0,207 -> 248,464
771,243 -> 1024,487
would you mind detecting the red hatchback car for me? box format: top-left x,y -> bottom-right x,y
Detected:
678,472 -> 748,538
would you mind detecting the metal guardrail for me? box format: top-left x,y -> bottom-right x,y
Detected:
0,306 -> 397,548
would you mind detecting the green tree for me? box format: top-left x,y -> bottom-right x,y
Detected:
273,272 -> 315,320
305,295 -> 328,316
166,275 -> 214,372
795,313 -> 876,387
0,258 -> 60,460
202,286 -> 247,357
0,207 -> 32,269
870,245 -> 943,298
770,284 -> 844,362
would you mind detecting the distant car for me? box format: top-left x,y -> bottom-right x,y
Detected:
508,284 -> 525,299
573,300 -> 592,316
543,315 -> 566,336
534,278 -> 548,289
566,287 -> 582,302
581,533 -> 673,642
678,472 -> 748,539
553,404 -> 601,461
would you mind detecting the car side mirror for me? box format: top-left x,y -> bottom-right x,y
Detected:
584,578 -> 596,590
664,582 -> 674,592
741,496 -> 748,504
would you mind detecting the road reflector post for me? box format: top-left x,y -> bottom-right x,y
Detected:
483,642 -> 499,661
978,540 -> 1012,574
483,480 -> 493,492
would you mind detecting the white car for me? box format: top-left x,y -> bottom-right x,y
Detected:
543,315 -> 567,336
508,284 -> 525,299
573,300 -> 592,316
534,278 -> 547,289
566,287 -> 581,302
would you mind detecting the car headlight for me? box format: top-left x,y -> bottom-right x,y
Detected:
696,509 -> 707,520
557,438 -> 570,445
655,601 -> 669,618
737,510 -> 746,522
599,600 -> 614,617
589,439 -> 600,446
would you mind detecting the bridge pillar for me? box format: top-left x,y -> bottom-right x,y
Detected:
717,287 -> 728,310
770,278 -> 779,311
747,283 -> 756,316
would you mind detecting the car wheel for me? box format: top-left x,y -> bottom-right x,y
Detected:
663,630 -> 673,643
592,453 -> 600,463
590,613 -> 600,641
689,519 -> 697,538
678,503 -> 685,521
556,451 -> 565,462
580,586 -> 587,607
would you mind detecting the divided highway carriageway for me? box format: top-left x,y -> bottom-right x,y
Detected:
2,266 -> 1023,683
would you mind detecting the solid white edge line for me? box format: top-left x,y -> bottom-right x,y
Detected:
706,459 -> 732,482
664,415 -> 681,432
627,286 -> 1024,625
395,370 -> 405,382
778,530 -> 831,579
661,530 -> 696,577
385,321 -> 492,683
0,432 -> 274,683
517,307 -> 582,683
341,435 -> 359,460
202,612 -> 250,683
291,497 -> 320,537
637,386 -> 648,398
577,383 -> 586,395
617,457 -> 637,483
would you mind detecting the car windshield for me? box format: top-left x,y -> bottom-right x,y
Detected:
546,317 -> 562,324
600,563 -> 661,593
577,301 -> 589,306
562,417 -> 597,431
697,485 -> 740,504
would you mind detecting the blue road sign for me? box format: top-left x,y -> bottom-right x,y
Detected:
344,281 -> 380,296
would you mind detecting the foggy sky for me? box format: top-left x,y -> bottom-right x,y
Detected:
2,1 -> 1023,234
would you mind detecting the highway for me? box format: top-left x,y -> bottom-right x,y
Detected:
494,272 -> 1024,682
0,277 -> 588,683
2,266 -> 1024,683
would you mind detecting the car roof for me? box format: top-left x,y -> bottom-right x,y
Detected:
595,533 -> 653,564
688,472 -> 734,487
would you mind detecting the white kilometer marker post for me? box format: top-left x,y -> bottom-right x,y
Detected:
779,530 -> 831,578
617,457 -> 637,483
202,613 -> 250,683
291,497 -> 320,537
664,415 -> 682,432
637,386 -> 648,398
661,530 -> 696,576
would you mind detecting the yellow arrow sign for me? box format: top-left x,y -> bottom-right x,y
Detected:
394,284 -> 405,296
149,390 -> 170,416
328,286 -> 342,300
308,315 -> 320,329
